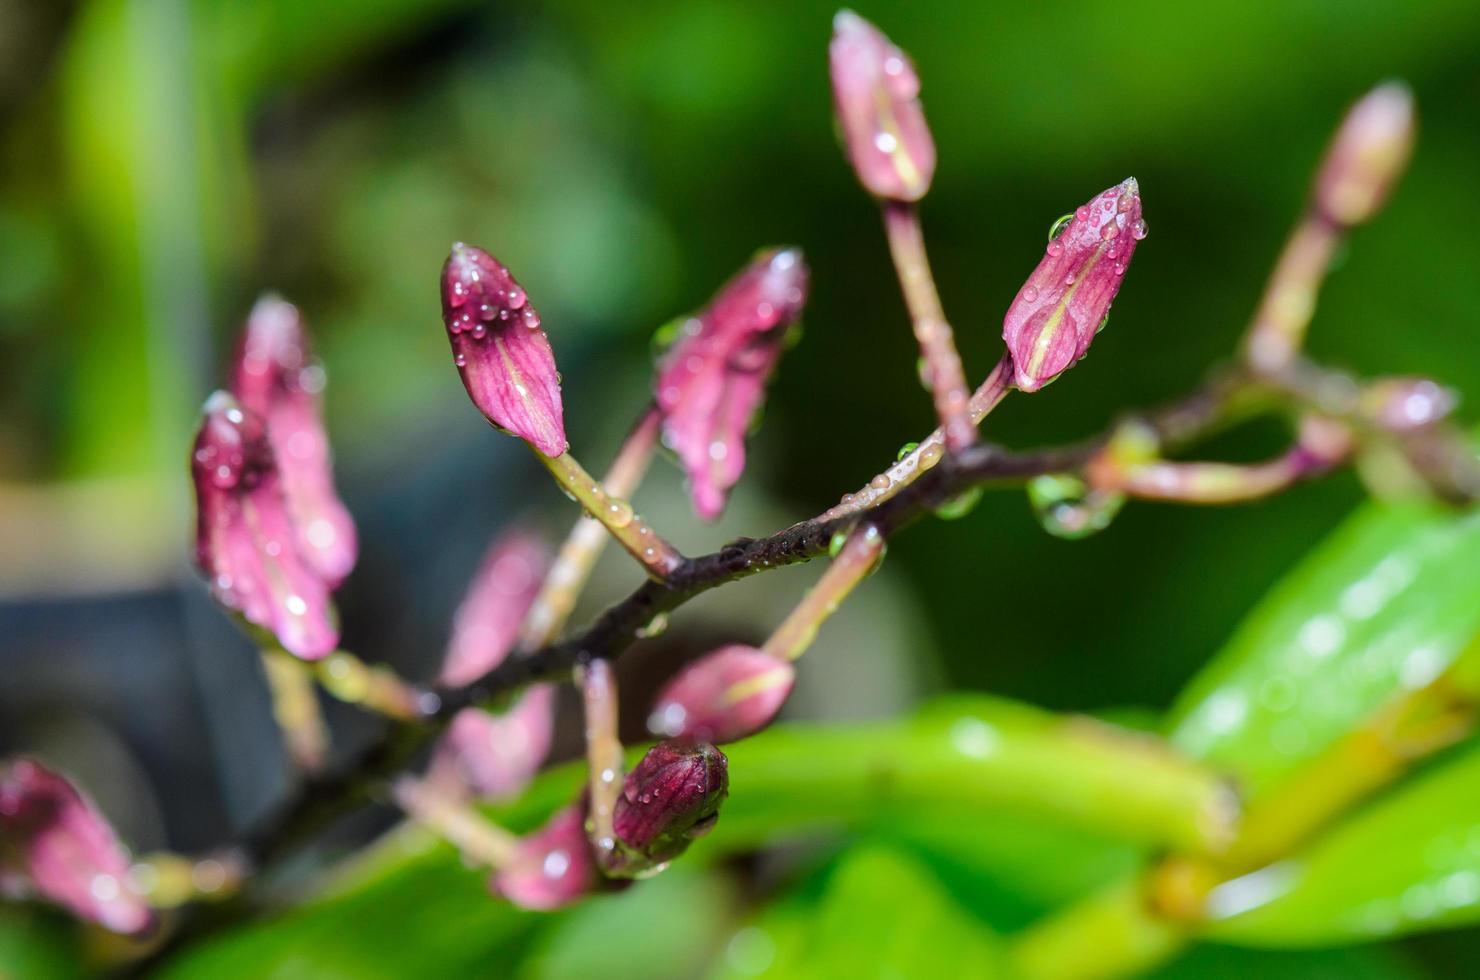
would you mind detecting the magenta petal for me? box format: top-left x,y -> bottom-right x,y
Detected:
649,645 -> 794,743
611,741 -> 728,866
192,392 -> 339,659
1002,178 -> 1145,392
0,759 -> 155,936
439,531 -> 549,687
655,248 -> 808,519
441,244 -> 567,457
829,11 -> 936,201
432,684 -> 556,801
231,295 -> 358,588
490,803 -> 597,911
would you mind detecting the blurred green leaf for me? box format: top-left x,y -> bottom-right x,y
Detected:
1148,942 -> 1426,979
797,844 -> 1007,978
1202,741 -> 1480,946
1168,501 -> 1480,798
0,906 -> 84,980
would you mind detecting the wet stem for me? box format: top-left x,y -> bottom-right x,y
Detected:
535,445 -> 683,579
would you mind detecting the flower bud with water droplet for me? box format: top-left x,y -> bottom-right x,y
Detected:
191,391 -> 338,659
0,758 -> 156,935
1314,82 -> 1415,228
610,741 -> 728,872
491,803 -> 599,910
1002,178 -> 1145,392
441,243 -> 567,457
231,295 -> 358,588
648,645 -> 795,743
432,531 -> 554,800
829,10 -> 936,201
655,247 -> 809,519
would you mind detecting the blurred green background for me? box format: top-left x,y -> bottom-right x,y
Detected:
1,0 -> 1478,975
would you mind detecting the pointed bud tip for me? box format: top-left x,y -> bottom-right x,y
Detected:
829,10 -> 935,201
1316,81 -> 1416,227
440,243 -> 567,457
611,741 -> 729,865
1003,179 -> 1147,392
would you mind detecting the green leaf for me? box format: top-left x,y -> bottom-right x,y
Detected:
1148,942 -> 1426,979
1168,501 -> 1480,797
1201,741 -> 1480,945
798,845 -> 1008,978
0,907 -> 84,980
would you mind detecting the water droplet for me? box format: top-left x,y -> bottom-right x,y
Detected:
1022,285 -> 1040,303
1100,222 -> 1120,241
934,487 -> 982,520
1131,219 -> 1148,240
896,442 -> 919,462
454,353 -> 466,367
1048,213 -> 1074,241
869,474 -> 891,491
506,286 -> 526,309
828,531 -> 848,557
1046,241 -> 1064,257
606,500 -> 634,528
918,443 -> 944,470
471,324 -> 487,339
1075,206 -> 1090,222
1026,474 -> 1124,539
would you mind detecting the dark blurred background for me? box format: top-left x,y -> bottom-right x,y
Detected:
1,0 -> 1477,899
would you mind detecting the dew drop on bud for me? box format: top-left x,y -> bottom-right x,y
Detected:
896,441 -> 919,462
1048,213 -> 1074,241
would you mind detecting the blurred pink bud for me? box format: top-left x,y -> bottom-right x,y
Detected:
441,244 -> 567,457
611,741 -> 727,867
1002,178 -> 1145,392
829,10 -> 936,201
491,803 -> 597,910
0,758 -> 155,935
431,685 -> 556,801
192,392 -> 339,659
230,295 -> 358,588
655,248 -> 809,519
648,645 -> 794,743
1314,82 -> 1415,227
440,531 -> 550,687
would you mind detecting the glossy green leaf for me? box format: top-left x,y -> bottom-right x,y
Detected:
798,845 -> 1007,978
1169,501 -> 1480,797
1201,741 -> 1480,946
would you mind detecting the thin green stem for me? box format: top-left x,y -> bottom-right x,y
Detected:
260,648 -> 328,774
579,659 -> 625,868
883,201 -> 977,452
535,447 -> 682,579
519,409 -> 662,649
760,524 -> 885,661
1242,210 -> 1342,372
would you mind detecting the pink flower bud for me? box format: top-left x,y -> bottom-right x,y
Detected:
490,803 -> 597,910
0,758 -> 155,935
192,392 -> 339,659
1002,178 -> 1145,392
441,244 -> 567,457
439,531 -> 549,687
230,295 -> 358,588
611,741 -> 727,867
829,11 -> 936,201
648,645 -> 794,743
1314,82 -> 1415,227
654,248 -> 808,519
431,685 -> 556,801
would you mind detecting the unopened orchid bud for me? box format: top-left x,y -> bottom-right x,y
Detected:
655,248 -> 809,519
829,11 -> 936,201
490,803 -> 598,911
192,392 -> 338,659
431,685 -> 556,801
441,243 -> 567,457
648,645 -> 794,743
0,758 -> 155,935
1003,178 -> 1145,392
439,531 -> 549,687
1314,82 -> 1415,228
611,741 -> 728,869
433,532 -> 553,799
231,295 -> 358,588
